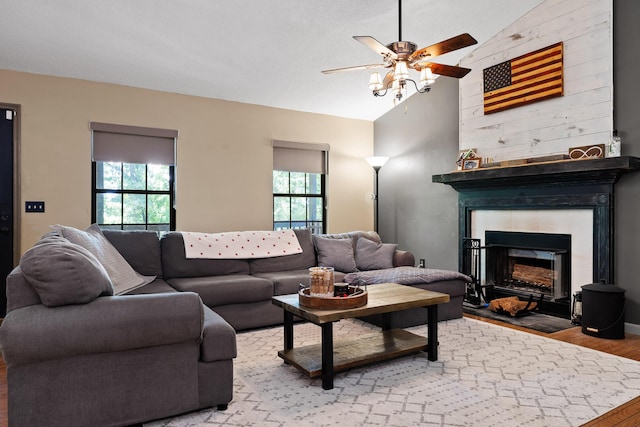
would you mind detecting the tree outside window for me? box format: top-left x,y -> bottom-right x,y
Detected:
273,171 -> 325,234
93,161 -> 174,232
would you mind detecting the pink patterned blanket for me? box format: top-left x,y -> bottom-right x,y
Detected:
182,230 -> 303,259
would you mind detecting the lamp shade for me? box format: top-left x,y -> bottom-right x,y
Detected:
420,67 -> 436,86
393,61 -> 409,81
368,72 -> 384,91
366,156 -> 390,169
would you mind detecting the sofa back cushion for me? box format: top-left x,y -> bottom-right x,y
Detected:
249,228 -> 316,274
161,232 -> 250,279
318,230 -> 382,245
102,230 -> 163,277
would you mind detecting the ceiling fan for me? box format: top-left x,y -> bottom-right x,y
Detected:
322,0 -> 478,104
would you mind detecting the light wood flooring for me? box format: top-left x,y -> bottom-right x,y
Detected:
0,316 -> 637,427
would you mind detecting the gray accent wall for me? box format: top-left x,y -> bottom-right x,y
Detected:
373,77 -> 460,271
374,0 -> 640,325
613,0 -> 640,324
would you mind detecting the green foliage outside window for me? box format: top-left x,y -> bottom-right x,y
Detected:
273,171 -> 324,233
94,161 -> 173,231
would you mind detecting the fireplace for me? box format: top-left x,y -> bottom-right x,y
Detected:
433,157 -> 640,319
485,231 -> 571,317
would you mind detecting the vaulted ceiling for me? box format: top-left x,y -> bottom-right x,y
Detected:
0,0 -> 543,121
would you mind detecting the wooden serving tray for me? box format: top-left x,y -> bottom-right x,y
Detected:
298,287 -> 367,310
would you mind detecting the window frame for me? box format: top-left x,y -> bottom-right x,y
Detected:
273,171 -> 326,234
91,161 -> 176,231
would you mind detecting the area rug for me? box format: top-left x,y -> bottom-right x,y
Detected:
145,318 -> 640,427
463,305 -> 575,333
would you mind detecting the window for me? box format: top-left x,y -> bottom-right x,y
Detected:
90,122 -> 177,232
93,161 -> 175,231
272,140 -> 329,234
273,171 -> 325,233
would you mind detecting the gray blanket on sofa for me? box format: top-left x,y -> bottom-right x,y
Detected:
343,266 -> 471,285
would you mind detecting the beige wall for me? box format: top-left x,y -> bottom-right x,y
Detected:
0,69 -> 375,253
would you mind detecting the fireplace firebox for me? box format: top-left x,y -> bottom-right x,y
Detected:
485,231 -> 571,317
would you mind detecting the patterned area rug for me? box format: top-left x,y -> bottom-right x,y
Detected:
146,318 -> 640,427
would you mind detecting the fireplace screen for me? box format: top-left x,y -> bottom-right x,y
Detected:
485,231 -> 570,303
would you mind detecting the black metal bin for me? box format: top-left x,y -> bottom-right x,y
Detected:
581,281 -> 625,339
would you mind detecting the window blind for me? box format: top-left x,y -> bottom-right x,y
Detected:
90,122 -> 177,165
272,140 -> 330,174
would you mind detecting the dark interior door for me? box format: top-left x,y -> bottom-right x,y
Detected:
0,108 -> 15,316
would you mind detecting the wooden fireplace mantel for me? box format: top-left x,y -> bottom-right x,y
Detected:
432,156 -> 640,191
431,156 -> 640,285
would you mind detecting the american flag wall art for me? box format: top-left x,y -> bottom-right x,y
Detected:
483,42 -> 563,115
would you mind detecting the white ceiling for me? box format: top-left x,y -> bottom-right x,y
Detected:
0,0 -> 543,121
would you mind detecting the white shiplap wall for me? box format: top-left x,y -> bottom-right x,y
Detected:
459,0 -> 612,161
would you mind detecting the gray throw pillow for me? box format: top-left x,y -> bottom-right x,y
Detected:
354,236 -> 397,271
52,224 -> 155,295
20,240 -> 114,307
313,236 -> 357,273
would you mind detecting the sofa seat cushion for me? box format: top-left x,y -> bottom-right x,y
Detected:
167,275 -> 273,307
254,270 -> 347,296
0,292 -> 204,366
200,306 -> 237,362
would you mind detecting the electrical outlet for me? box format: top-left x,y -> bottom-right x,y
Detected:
418,258 -> 425,268
25,201 -> 45,213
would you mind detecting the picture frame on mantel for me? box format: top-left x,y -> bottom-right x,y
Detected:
457,148 -> 478,170
463,158 -> 482,170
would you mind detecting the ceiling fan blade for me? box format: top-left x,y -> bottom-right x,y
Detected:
353,36 -> 398,61
381,71 -> 394,87
413,62 -> 472,79
408,33 -> 478,63
321,64 -> 389,74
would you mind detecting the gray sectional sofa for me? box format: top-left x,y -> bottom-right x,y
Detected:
0,225 -> 469,427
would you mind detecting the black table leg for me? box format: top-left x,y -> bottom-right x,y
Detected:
426,304 -> 438,361
381,312 -> 392,331
284,311 -> 294,350
321,322 -> 334,390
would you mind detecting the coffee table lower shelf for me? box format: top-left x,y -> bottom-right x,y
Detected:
277,328 -> 427,378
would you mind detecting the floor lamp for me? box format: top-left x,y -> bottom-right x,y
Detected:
365,156 -> 389,232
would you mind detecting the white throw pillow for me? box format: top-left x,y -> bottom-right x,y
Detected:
51,224 -> 155,295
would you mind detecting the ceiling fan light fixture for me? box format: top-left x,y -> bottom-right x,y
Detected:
420,67 -> 436,86
393,61 -> 409,81
368,72 -> 384,91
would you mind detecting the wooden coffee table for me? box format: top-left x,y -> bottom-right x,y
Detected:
271,282 -> 450,390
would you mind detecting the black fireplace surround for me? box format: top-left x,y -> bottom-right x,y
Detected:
433,156 -> 640,304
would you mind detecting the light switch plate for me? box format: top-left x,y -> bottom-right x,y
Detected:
25,201 -> 45,213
